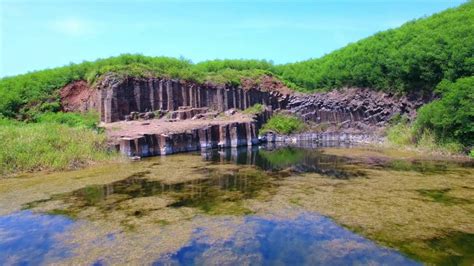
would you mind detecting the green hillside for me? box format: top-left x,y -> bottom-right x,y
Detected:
0,56 -> 274,119
276,1 -> 474,94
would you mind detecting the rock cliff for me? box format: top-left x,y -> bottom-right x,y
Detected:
59,74 -> 429,157
95,74 -> 290,123
288,88 -> 428,131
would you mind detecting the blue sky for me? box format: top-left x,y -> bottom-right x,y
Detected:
0,0 -> 467,77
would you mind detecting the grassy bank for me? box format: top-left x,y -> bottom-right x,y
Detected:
0,114 -> 118,177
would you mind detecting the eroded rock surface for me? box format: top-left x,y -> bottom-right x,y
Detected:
59,75 -> 430,157
105,109 -> 272,157
288,88 -> 428,130
96,75 -> 290,123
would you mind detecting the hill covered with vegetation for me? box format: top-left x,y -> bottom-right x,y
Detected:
276,1 -> 474,94
0,55 -> 279,120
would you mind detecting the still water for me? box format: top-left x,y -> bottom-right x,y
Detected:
0,144 -> 473,265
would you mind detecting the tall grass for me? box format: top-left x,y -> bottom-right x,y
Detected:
385,120 -> 464,155
0,119 -> 116,176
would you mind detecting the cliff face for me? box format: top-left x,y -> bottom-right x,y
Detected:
58,75 -> 428,157
288,88 -> 428,130
95,75 -> 290,123
60,75 -> 425,129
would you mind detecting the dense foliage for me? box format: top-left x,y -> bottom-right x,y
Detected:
414,77 -> 474,147
261,114 -> 305,135
276,1 -> 474,94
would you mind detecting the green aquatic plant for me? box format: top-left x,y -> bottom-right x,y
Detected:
417,188 -> 473,205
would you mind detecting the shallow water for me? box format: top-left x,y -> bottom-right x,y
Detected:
0,145 -> 473,265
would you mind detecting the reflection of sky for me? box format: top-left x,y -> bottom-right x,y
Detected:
0,210 -> 419,265
155,212 -> 420,266
0,211 -> 74,265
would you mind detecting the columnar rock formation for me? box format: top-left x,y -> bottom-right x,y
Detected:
60,75 -> 429,157
96,75 -> 289,123
288,88 -> 427,130
112,110 -> 271,157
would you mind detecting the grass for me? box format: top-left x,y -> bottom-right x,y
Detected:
242,103 -> 265,115
260,114 -> 305,135
385,119 -> 465,155
0,117 -> 116,176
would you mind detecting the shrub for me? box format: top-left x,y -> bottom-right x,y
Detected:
386,116 -> 414,146
414,77 -> 474,147
261,114 -> 305,135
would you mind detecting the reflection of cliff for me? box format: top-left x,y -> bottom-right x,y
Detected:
202,146 -> 363,179
26,164 -> 276,218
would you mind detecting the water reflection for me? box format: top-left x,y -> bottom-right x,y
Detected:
25,146 -> 364,218
0,211 -> 73,264
3,146 -> 471,265
154,212 -> 419,266
0,210 -> 420,265
25,166 -> 276,217
201,145 -> 364,179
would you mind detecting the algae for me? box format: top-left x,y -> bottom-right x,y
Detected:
1,146 -> 473,265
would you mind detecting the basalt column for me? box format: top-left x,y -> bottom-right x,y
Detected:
98,76 -> 289,123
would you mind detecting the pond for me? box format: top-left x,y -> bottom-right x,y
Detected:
0,144 -> 473,265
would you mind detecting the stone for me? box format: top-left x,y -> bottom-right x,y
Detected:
95,75 -> 290,123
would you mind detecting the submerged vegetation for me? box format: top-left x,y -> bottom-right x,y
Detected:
1,147 -> 472,264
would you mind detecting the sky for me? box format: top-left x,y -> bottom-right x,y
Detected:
0,0 -> 467,77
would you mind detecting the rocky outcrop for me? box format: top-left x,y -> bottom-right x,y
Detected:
288,88 -> 428,130
262,132 -> 382,145
114,110 -> 271,157
96,75 -> 290,123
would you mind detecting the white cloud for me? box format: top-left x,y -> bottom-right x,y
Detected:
50,17 -> 96,37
